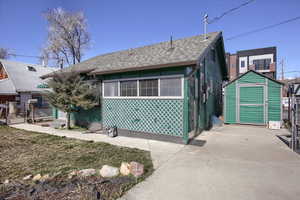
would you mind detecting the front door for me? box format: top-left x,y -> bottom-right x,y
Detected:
239,86 -> 265,124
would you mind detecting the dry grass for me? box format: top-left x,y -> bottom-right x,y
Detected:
0,126 -> 153,182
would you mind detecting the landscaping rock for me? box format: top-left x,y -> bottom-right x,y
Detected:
78,169 -> 96,177
99,165 -> 119,178
130,161 -> 144,177
32,174 -> 42,182
120,162 -> 131,176
88,122 -> 102,132
23,174 -> 33,181
68,170 -> 78,179
40,174 -> 50,182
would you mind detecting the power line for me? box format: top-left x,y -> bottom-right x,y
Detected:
226,16 -> 300,41
282,71 -> 300,74
208,0 -> 255,24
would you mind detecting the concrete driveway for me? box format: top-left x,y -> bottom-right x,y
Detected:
121,125 -> 300,200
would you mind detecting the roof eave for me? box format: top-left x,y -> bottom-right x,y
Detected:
40,68 -> 96,79
88,60 -> 198,76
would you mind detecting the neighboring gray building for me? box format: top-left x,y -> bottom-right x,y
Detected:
226,47 -> 277,80
0,59 -> 56,111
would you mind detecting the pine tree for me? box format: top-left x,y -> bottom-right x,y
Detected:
45,71 -> 98,129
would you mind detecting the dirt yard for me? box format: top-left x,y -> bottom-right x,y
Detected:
0,126 -> 153,200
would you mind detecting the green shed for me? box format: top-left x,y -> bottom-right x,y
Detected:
224,70 -> 283,125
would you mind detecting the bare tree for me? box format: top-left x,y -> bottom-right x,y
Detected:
42,8 -> 90,68
0,48 -> 9,59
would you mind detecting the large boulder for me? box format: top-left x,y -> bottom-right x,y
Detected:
78,169 -> 96,177
99,165 -> 119,178
130,162 -> 144,177
120,162 -> 131,176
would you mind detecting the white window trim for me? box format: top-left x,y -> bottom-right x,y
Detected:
102,75 -> 184,99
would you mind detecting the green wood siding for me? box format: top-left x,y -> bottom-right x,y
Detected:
73,106 -> 102,127
238,72 -> 265,84
239,105 -> 264,124
239,86 -> 264,124
240,86 -> 264,104
225,82 -> 236,123
100,66 -> 186,81
268,79 -> 281,121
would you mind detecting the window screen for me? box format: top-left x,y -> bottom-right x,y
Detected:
104,82 -> 118,97
139,79 -> 158,96
160,77 -> 182,97
120,80 -> 137,96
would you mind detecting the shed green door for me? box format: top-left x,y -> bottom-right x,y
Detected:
239,86 -> 265,124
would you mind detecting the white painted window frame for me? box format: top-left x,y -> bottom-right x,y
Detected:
102,75 -> 184,99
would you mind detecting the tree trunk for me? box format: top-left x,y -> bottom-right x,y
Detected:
66,112 -> 71,129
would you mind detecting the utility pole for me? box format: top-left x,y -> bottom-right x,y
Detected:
203,14 -> 208,41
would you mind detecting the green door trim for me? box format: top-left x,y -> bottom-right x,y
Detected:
237,84 -> 267,125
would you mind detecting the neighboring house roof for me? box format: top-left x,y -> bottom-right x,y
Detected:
42,31 -> 227,78
0,59 -> 57,94
224,70 -> 284,87
0,78 -> 16,95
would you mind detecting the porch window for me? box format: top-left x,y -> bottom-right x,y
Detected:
139,79 -> 158,96
104,81 -> 118,97
160,77 -> 182,97
120,80 -> 137,96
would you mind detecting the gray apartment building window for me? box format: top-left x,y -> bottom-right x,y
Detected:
253,59 -> 271,70
241,61 -> 245,68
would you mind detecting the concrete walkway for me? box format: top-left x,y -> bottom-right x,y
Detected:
11,124 -> 300,200
120,125 -> 300,200
10,123 -> 184,169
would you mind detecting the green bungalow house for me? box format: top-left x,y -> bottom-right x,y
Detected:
44,31 -> 228,143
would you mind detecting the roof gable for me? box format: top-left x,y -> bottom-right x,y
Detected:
224,70 -> 283,87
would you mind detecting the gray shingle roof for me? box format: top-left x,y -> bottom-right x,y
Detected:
0,78 -> 16,95
44,31 -> 222,77
0,59 -> 57,94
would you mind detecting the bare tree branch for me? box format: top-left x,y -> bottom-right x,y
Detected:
0,48 -> 10,59
41,8 -> 90,68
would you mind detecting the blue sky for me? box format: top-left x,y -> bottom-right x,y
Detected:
0,0 -> 299,78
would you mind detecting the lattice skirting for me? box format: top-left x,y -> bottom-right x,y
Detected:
103,99 -> 184,136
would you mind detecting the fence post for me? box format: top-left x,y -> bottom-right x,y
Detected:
5,101 -> 8,125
